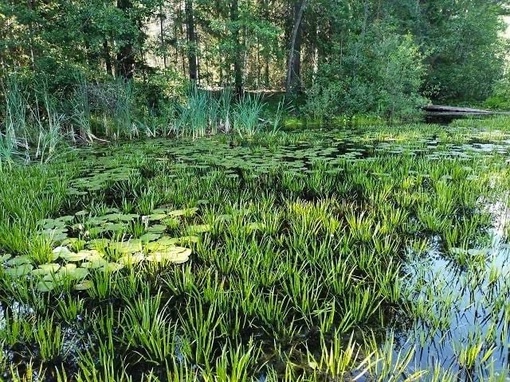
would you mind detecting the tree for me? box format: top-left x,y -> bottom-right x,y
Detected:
185,0 -> 198,81
409,0 -> 506,102
285,0 -> 307,96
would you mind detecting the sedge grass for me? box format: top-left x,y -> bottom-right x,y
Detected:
2,119 -> 510,380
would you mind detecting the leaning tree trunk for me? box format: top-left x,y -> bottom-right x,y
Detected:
285,0 -> 307,96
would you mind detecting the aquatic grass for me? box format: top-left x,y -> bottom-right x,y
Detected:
70,75 -> 93,142
77,337 -> 132,382
416,204 -> 451,233
3,120 -> 510,380
268,95 -> 288,134
31,89 -> 68,163
233,93 -> 265,138
305,331 -> 367,380
87,268 -> 114,299
366,334 -> 425,381
214,340 -> 259,381
341,285 -> 382,325
178,300 -> 223,368
56,295 -> 85,324
112,79 -> 137,140
453,338 -> 496,372
25,234 -> 54,264
254,289 -> 293,337
121,292 -> 177,365
4,74 -> 27,141
0,311 -> 35,347
175,87 -> 210,138
282,266 -> 323,318
33,315 -> 66,362
0,133 -> 19,170
345,209 -> 379,242
9,361 -> 47,382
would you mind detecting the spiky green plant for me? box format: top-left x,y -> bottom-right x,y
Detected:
233,93 -> 265,138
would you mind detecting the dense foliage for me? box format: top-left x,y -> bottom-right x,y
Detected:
0,0 -> 508,134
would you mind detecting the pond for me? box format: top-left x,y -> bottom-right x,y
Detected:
0,119 -> 509,381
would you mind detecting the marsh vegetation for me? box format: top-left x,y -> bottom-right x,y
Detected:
1,116 -> 510,381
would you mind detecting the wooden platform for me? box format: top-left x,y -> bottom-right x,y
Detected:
423,105 -> 509,117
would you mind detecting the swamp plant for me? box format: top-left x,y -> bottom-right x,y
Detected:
0,119 -> 509,381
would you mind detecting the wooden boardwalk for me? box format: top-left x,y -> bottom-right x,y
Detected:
424,105 -> 510,117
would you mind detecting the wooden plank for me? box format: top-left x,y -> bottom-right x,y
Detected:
423,105 -> 492,114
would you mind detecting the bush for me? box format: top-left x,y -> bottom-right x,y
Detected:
304,25 -> 427,123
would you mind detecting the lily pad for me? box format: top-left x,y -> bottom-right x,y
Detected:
186,224 -> 211,234
6,255 -> 32,266
102,262 -> 125,272
118,252 -> 146,266
81,257 -> 108,269
118,214 -> 140,222
145,246 -> 191,264
168,207 -> 198,217
0,254 -> 13,263
176,236 -> 199,244
5,264 -> 33,277
37,280 -> 57,292
149,213 -> 168,221
140,233 -> 161,242
154,237 -> 180,247
147,224 -> 167,233
42,229 -> 68,243
74,280 -> 94,291
32,263 -> 61,276
67,267 -> 90,280
59,250 -> 91,262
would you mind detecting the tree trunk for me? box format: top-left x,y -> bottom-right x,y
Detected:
27,0 -> 36,69
159,5 -> 167,68
185,0 -> 197,81
103,40 -> 113,76
285,0 -> 307,96
116,0 -> 135,79
231,0 -> 243,98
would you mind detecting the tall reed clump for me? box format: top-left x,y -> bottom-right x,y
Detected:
174,86 -> 236,138
233,93 -> 265,138
31,81 -> 67,163
71,74 -> 93,142
1,74 -> 28,166
1,74 -> 68,164
113,79 -> 138,139
176,86 -> 209,138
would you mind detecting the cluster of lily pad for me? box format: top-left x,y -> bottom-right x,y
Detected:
1,119 -> 510,381
2,207 -> 198,292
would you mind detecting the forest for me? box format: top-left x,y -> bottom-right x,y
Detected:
3,2 -> 510,382
1,0 -> 509,135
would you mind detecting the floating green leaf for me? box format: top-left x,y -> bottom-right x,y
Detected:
140,233 -> 161,242
168,207 -> 198,217
32,263 -> 61,276
103,262 -> 124,272
74,280 -> 94,291
5,264 -> 33,277
118,252 -> 145,266
6,255 -> 32,266
145,246 -> 191,264
186,224 -> 211,234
